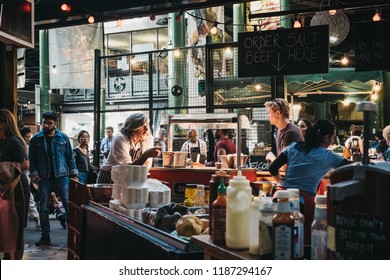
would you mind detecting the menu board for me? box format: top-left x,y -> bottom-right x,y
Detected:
355,20 -> 390,71
334,213 -> 390,259
238,25 -> 329,77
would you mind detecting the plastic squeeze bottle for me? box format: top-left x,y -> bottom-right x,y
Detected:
226,171 -> 252,249
249,197 -> 262,255
211,178 -> 227,245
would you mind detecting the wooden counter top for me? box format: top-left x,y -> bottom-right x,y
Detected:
191,235 -> 259,260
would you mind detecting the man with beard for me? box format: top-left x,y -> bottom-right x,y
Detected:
181,129 -> 208,162
28,110 -> 78,246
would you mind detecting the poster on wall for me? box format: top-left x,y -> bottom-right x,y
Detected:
187,7 -> 224,80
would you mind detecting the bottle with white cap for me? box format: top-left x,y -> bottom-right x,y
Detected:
311,195 -> 328,260
226,171 -> 252,249
272,190 -> 294,260
287,188 -> 305,260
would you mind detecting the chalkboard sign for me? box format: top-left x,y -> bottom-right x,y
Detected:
334,213 -> 390,259
238,25 -> 329,77
246,155 -> 269,171
355,20 -> 390,72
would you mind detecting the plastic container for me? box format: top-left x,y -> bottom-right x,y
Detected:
288,188 -> 305,260
195,184 -> 206,206
259,197 -> 274,259
226,171 -> 252,249
272,190 -> 294,260
211,178 -> 227,245
311,195 -> 327,260
249,197 -> 262,255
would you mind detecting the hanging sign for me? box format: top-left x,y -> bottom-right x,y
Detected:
355,20 -> 390,72
238,25 -> 329,77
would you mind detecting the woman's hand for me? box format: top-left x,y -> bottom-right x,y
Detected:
145,147 -> 162,158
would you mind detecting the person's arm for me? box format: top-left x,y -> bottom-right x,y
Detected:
268,152 -> 288,183
132,147 -> 161,165
64,135 -> 78,179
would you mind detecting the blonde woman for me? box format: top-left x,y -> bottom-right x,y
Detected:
382,125 -> 390,161
0,109 -> 29,260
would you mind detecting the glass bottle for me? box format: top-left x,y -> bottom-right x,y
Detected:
226,171 -> 251,249
209,172 -> 230,237
311,195 -> 328,260
288,188 -> 305,260
272,190 -> 294,260
195,184 -> 206,206
211,178 -> 227,245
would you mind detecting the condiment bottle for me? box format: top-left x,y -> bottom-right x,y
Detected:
209,172 -> 230,237
249,197 -> 262,255
211,178 -> 227,245
272,190 -> 294,260
226,171 -> 251,249
311,195 -> 328,260
259,197 -> 274,259
288,188 -> 304,260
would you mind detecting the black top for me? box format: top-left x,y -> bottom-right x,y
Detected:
0,135 -> 27,163
72,147 -> 91,172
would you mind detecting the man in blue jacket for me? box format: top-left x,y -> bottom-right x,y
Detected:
29,110 -> 78,246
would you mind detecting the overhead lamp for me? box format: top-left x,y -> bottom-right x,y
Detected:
173,49 -> 181,57
61,3 -> 71,12
371,93 -> 378,102
328,9 -> 337,16
88,15 -> 95,24
341,54 -> 349,65
116,18 -> 123,27
374,82 -> 381,92
373,8 -> 382,21
150,15 -> 156,21
293,17 -> 301,28
52,65 -> 57,74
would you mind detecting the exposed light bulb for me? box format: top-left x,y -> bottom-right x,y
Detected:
255,84 -> 261,91
341,55 -> 349,65
52,65 -> 57,74
373,11 -> 381,21
150,15 -> 156,21
88,15 -> 95,24
175,14 -> 182,22
374,83 -> 381,92
210,25 -> 218,35
371,93 -> 378,101
293,20 -> 301,28
173,49 -> 181,57
116,18 -> 122,27
328,9 -> 337,15
61,3 -> 71,12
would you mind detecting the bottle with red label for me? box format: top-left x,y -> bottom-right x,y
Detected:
211,178 -> 227,245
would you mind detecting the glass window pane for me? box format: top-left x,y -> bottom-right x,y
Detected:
107,33 -> 131,55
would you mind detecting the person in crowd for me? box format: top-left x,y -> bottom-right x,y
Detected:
100,126 -> 114,163
73,130 -> 96,184
374,130 -> 389,155
19,126 -> 40,230
268,120 -> 350,246
181,129 -> 208,161
0,109 -> 29,260
97,113 -> 161,183
344,125 -> 363,162
264,98 -> 304,163
297,118 -> 312,137
381,125 -> 390,161
29,110 -> 78,246
207,129 -> 236,166
156,127 -> 167,152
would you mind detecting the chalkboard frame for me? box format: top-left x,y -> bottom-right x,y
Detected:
238,25 -> 329,77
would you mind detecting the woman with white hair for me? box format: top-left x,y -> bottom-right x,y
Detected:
382,125 -> 390,162
96,113 -> 161,183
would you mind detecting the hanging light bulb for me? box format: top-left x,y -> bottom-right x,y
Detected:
328,9 -> 337,15
374,83 -> 381,92
61,3 -> 71,12
210,23 -> 218,35
371,93 -> 378,101
150,15 -> 156,21
293,17 -> 301,28
116,18 -> 123,27
88,15 -> 95,24
175,11 -> 183,22
373,9 -> 381,21
52,65 -> 57,74
341,54 -> 349,65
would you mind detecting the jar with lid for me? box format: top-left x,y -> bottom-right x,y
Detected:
226,171 -> 251,249
259,197 -> 274,259
184,184 -> 197,202
272,190 -> 294,260
195,185 -> 206,206
311,195 -> 327,260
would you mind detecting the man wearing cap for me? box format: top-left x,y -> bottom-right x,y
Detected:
97,113 -> 161,183
29,110 -> 78,246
